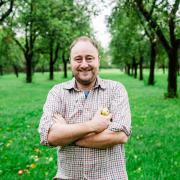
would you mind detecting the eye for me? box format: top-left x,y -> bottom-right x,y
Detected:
86,56 -> 94,62
74,57 -> 82,63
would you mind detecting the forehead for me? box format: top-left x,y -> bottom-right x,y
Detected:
71,41 -> 98,57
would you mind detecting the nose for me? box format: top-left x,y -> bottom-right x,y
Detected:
80,59 -> 89,68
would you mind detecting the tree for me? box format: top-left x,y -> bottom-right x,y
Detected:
135,9 -> 158,84
108,4 -> 149,79
11,0 -> 44,82
0,27 -> 23,76
130,0 -> 180,97
37,0 -> 92,80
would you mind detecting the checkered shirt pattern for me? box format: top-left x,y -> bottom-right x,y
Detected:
38,76 -> 132,180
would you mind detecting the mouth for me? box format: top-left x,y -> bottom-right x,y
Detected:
79,71 -> 91,75
79,69 -> 92,73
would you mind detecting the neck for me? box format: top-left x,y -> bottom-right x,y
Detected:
76,78 -> 97,91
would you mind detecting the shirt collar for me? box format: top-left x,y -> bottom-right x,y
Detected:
63,76 -> 106,90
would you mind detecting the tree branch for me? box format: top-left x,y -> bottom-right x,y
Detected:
149,0 -> 157,16
53,42 -> 60,64
134,0 -> 170,51
169,0 -> 179,47
0,0 -> 14,22
135,9 -> 153,41
13,37 -> 25,53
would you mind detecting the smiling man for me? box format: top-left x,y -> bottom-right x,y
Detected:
39,36 -> 132,180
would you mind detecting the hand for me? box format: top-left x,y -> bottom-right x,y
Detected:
88,108 -> 112,133
53,113 -> 66,124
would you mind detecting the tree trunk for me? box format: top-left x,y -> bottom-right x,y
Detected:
134,63 -> 138,79
41,65 -> 45,74
49,41 -> 59,80
166,48 -> 178,97
49,62 -> 54,80
177,60 -> 179,76
125,65 -> 127,74
49,42 -> 54,80
139,56 -> 143,80
26,54 -> 32,83
49,57 -> 54,80
162,64 -> 165,74
148,41 -> 156,85
132,57 -> 137,78
125,66 -> 127,74
13,64 -> 19,78
63,61 -> 67,78
0,65 -> 3,75
127,64 -> 130,75
131,61 -> 134,76
62,51 -> 68,78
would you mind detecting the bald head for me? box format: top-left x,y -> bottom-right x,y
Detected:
70,36 -> 99,55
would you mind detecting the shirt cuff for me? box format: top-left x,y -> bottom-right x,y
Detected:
108,123 -> 132,136
39,113 -> 56,147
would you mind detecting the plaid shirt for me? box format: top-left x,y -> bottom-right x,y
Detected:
39,76 -> 131,180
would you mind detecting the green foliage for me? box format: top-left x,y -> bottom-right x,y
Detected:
0,70 -> 179,179
108,0 -> 180,68
35,0 -> 92,63
0,0 -> 14,23
0,0 -> 93,78
108,5 -> 149,67
0,27 -> 23,71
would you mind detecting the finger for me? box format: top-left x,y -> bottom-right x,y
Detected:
54,113 -> 62,118
107,113 -> 112,119
53,117 -> 59,123
54,115 -> 65,122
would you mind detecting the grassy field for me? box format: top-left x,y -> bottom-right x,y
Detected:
0,69 -> 179,180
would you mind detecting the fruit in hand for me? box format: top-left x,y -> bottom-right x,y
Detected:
18,170 -> 24,175
101,107 -> 109,116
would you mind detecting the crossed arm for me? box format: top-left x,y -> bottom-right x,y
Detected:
47,113 -> 128,149
75,129 -> 128,149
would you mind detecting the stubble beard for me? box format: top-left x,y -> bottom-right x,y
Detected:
74,69 -> 97,86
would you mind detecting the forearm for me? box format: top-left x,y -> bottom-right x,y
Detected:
48,121 -> 94,146
76,129 -> 128,149
47,108 -> 112,147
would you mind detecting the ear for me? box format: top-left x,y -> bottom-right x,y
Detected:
98,55 -> 100,63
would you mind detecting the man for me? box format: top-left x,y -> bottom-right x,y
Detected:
39,36 -> 131,180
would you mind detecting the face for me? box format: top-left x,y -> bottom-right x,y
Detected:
70,41 -> 100,86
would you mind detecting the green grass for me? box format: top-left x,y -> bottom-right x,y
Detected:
0,69 -> 180,180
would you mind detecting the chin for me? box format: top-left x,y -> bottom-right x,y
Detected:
76,76 -> 94,85
79,78 -> 92,85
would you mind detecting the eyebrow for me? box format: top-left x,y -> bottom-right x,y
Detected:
86,55 -> 94,57
73,54 -> 95,58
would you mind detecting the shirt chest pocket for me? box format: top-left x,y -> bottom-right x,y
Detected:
63,91 -> 111,123
64,97 -> 84,124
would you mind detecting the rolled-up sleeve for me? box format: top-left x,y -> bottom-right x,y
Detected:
38,85 -> 62,147
108,83 -> 132,136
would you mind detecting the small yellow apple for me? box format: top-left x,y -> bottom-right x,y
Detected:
101,107 -> 109,116
18,170 -> 24,175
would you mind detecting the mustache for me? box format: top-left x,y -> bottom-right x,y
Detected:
78,67 -> 93,71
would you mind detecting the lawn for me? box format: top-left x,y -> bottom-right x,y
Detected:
0,69 -> 179,180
